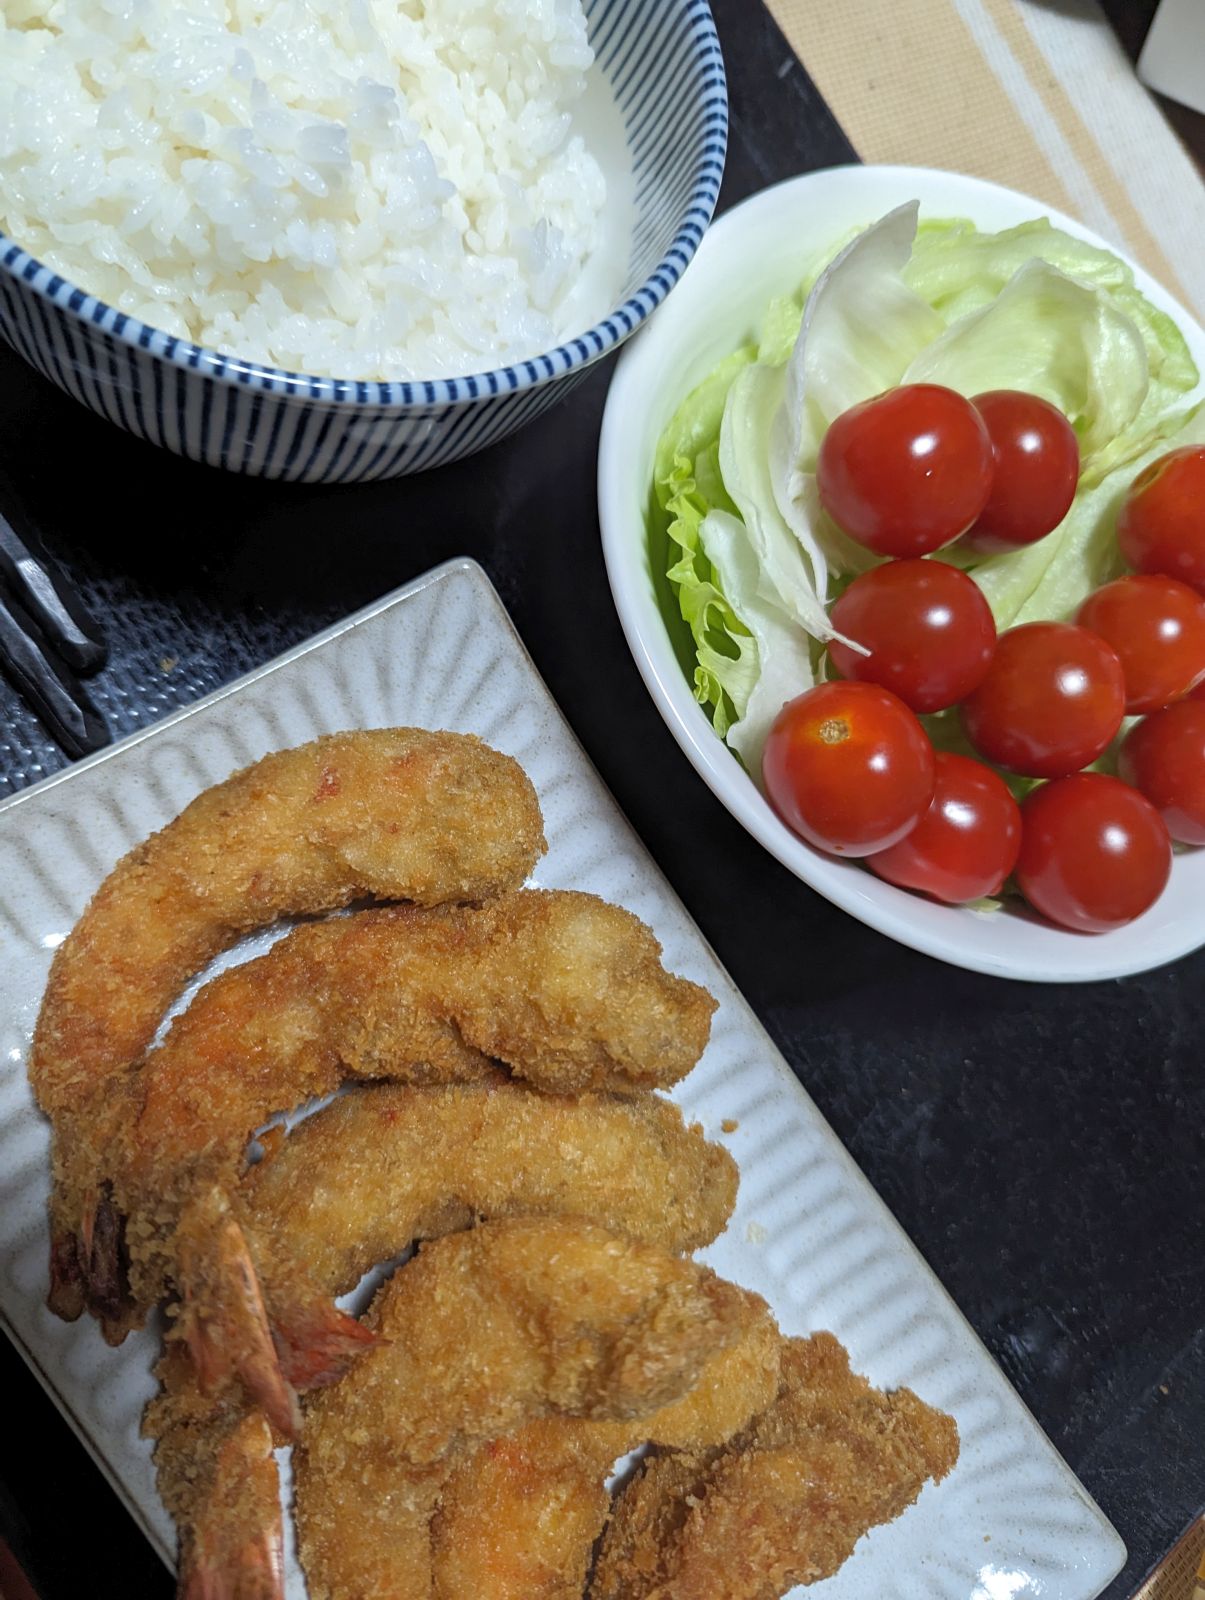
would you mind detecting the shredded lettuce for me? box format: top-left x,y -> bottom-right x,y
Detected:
651,206 -> 1202,773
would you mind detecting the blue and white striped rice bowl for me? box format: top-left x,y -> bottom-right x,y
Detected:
0,0 -> 726,483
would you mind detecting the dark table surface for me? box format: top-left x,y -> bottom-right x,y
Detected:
1,2 -> 1201,1597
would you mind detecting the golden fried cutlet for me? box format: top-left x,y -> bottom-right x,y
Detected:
591,1332 -> 960,1600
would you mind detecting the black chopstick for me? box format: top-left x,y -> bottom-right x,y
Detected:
0,586 -> 109,759
0,508 -> 107,674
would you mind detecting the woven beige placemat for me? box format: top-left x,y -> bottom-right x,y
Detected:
765,0 -> 1205,318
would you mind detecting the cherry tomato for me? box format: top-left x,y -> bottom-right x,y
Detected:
960,622 -> 1125,778
762,682 -> 935,857
1016,773 -> 1171,932
1118,700 -> 1205,845
827,560 -> 996,714
965,390 -> 1079,551
1117,445 -> 1205,595
1076,574 -> 1205,712
868,752 -> 1021,903
817,385 -> 994,558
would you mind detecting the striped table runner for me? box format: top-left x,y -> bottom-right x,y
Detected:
766,0 -> 1205,319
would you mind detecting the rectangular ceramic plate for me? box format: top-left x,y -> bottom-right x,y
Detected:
0,558 -> 1125,1600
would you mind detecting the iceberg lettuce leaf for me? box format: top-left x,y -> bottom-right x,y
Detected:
938,401 -> 1205,629
769,203 -> 943,588
700,509 -> 814,773
782,201 -> 944,473
721,361 -> 840,633
905,215 -> 1198,481
655,346 -> 759,734
906,217 -> 1133,313
654,346 -> 754,509
757,293 -> 806,365
903,258 -> 1149,471
1014,401 -> 1205,624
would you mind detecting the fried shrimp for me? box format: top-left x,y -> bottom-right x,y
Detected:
188,1081 -> 738,1398
145,1346 -> 284,1600
100,889 -> 714,1341
161,1301 -> 775,1600
294,1219 -> 761,1600
429,1310 -> 782,1600
153,1087 -> 737,1594
30,729 -> 544,1320
590,1332 -> 960,1600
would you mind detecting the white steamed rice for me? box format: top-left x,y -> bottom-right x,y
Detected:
0,0 -> 608,379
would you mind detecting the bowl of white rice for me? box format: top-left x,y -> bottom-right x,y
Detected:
0,0 -> 726,482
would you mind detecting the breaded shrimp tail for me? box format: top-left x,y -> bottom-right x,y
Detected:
294,1219 -> 762,1600
31,728 -> 544,1320
590,1332 -> 960,1600
146,1347 -> 284,1600
105,890 -> 714,1341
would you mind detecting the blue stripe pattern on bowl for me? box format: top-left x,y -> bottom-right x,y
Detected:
0,0 -> 727,483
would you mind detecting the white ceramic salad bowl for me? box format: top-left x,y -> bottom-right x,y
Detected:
599,164 -> 1205,982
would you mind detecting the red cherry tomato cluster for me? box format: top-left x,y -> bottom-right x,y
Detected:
818,384 -> 1080,558
1094,452 -> 1205,853
763,393 -> 1205,933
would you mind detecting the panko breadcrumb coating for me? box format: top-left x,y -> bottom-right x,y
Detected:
219,1081 -> 738,1389
430,1311 -> 782,1600
31,729 -> 544,1322
103,890 -> 715,1343
295,1219 -> 762,1600
591,1332 -> 960,1600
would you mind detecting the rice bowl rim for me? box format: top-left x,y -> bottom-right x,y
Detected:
0,10 -> 727,412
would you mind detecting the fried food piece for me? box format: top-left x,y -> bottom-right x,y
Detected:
146,1346 -> 284,1600
591,1332 -> 960,1600
30,729 -> 544,1320
430,1311 -> 782,1600
295,1219 -> 761,1600
197,1081 -> 737,1398
103,890 -> 714,1341
175,1188 -> 307,1440
158,1087 -> 737,1594
167,1301 -> 776,1600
